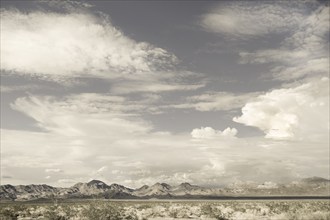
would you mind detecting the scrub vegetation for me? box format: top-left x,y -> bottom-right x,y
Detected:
0,200 -> 329,220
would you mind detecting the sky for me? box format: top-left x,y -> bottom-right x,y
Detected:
0,0 -> 329,188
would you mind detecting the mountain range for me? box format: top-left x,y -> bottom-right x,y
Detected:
1,177 -> 329,201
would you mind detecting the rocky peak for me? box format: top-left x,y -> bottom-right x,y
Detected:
87,180 -> 108,187
137,185 -> 149,190
179,182 -> 192,187
152,183 -> 171,190
302,176 -> 330,184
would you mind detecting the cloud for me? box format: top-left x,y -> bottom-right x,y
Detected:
191,127 -> 237,139
0,9 -> 177,80
9,92 -> 167,122
272,58 -> 329,81
0,85 -> 41,93
202,1 -> 329,83
11,95 -> 153,137
172,92 -> 258,111
1,1 -> 329,187
45,169 -> 63,173
39,0 -> 94,11
201,1 -> 306,37
58,179 -> 77,184
95,166 -> 108,175
199,0 -> 329,128
238,3 -> 329,81
2,92 -> 328,187
239,49 -> 310,65
2,113 -> 328,187
1,175 -> 12,179
110,71 -> 205,94
229,2 -> 329,142
0,93 -> 239,187
0,6 -> 203,96
233,78 -> 329,140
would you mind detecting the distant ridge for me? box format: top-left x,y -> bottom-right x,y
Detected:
1,177 -> 329,201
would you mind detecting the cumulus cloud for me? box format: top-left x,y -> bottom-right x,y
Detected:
2,91 -> 327,187
223,1 -> 330,143
0,93 -> 263,187
2,114 -> 328,187
201,1 -> 306,37
233,78 -> 329,140
0,9 -> 177,79
191,127 -> 237,139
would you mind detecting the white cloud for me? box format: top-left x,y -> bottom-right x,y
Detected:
45,169 -> 63,173
238,4 -> 329,81
0,93 -> 240,187
239,49 -> 310,65
0,9 -> 177,79
58,179 -> 77,184
287,5 -> 329,52
95,166 -> 108,176
203,1 -> 329,84
11,94 -> 153,136
233,78 -> 329,140
172,92 -> 258,111
2,92 -> 327,187
191,127 -> 237,139
0,85 -> 41,93
230,2 -> 329,142
1,117 -> 329,187
272,58 -> 330,81
110,71 -> 205,94
40,0 -> 94,11
1,1 -> 329,187
112,81 -> 203,94
201,1 -> 305,37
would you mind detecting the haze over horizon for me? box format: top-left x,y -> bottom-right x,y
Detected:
0,0 -> 329,188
